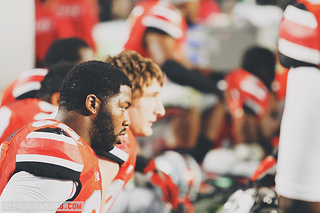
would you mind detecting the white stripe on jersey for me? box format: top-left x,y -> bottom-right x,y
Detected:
26,131 -> 78,146
17,68 -> 48,80
109,147 -> 129,162
278,38 -> 320,65
31,120 -> 81,141
150,4 -> 182,25
142,16 -> 183,39
38,101 -> 58,113
12,81 -> 41,98
130,5 -> 144,17
284,5 -> 318,29
33,102 -> 58,121
16,154 -> 84,172
308,0 -> 320,4
0,143 -> 4,158
57,123 -> 80,141
33,112 -> 55,121
240,76 -> 268,100
245,98 -> 264,116
46,111 -> 57,119
0,106 -> 12,138
32,120 -> 58,128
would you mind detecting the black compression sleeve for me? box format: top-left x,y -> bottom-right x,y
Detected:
161,60 -> 223,96
135,155 -> 152,173
146,27 -> 169,36
279,53 -> 318,69
190,133 -> 215,163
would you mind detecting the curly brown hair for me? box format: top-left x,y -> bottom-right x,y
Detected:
104,50 -> 164,99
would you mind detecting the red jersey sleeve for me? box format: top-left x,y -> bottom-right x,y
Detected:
0,99 -> 58,143
104,128 -> 137,211
225,69 -> 270,121
53,0 -> 99,50
124,1 -> 187,58
278,0 -> 320,68
0,69 -> 48,107
142,2 -> 186,39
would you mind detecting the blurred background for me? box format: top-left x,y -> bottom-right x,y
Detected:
0,0 -> 289,91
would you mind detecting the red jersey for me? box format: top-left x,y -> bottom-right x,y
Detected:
104,128 -> 137,211
224,68 -> 270,122
278,0 -> 320,69
196,0 -> 221,23
0,98 -> 57,143
35,0 -> 58,66
35,0 -> 98,66
52,0 -> 99,50
124,0 -> 188,59
0,119 -> 102,212
0,68 -> 48,107
211,69 -> 270,147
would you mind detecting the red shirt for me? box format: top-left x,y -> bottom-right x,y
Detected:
35,0 -> 99,66
0,98 -> 57,143
212,69 -> 270,147
0,68 -> 48,107
224,68 -> 270,122
124,0 -> 188,59
196,0 -> 221,23
52,0 -> 99,50
35,0 -> 58,65
278,0 -> 320,69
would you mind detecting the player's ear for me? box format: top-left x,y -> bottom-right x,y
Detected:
50,92 -> 60,106
85,94 -> 101,115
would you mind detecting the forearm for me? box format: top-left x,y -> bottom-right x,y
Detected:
145,30 -> 223,95
161,60 -> 223,95
232,115 -> 259,145
279,196 -> 320,213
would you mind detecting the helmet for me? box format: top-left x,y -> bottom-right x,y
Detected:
155,150 -> 202,201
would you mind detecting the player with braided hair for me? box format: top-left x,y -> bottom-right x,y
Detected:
101,50 -> 193,212
124,0 -> 225,155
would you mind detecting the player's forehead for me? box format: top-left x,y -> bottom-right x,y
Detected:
105,85 -> 132,105
139,78 -> 162,96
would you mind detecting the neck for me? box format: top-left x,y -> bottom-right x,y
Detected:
54,108 -> 92,146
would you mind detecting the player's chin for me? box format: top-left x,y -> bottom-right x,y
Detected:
142,128 -> 153,137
